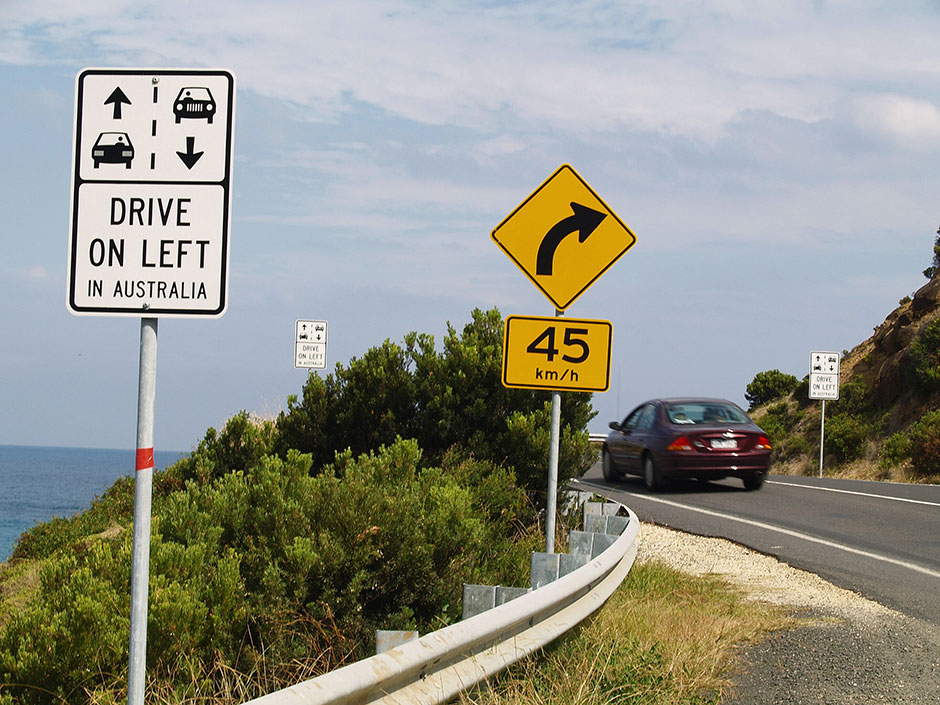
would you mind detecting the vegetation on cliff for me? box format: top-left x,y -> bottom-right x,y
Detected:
748,235 -> 940,483
0,308 -> 597,704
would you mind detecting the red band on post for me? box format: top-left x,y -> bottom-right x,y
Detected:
136,447 -> 154,471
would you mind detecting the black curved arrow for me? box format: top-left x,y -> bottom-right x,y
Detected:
536,202 -> 607,276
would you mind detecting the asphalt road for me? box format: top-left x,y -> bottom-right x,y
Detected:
572,465 -> 940,625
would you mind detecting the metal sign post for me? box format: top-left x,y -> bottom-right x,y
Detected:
819,399 -> 826,478
128,318 -> 157,705
545,389 -> 561,553
809,351 -> 841,478
544,310 -> 563,554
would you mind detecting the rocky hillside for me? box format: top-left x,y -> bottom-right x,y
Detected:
752,277 -> 940,482
843,277 -> 940,427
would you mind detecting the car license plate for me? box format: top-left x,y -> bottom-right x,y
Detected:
711,439 -> 737,449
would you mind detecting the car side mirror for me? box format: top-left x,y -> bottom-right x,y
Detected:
608,421 -> 620,431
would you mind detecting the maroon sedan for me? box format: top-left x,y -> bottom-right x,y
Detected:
602,398 -> 772,491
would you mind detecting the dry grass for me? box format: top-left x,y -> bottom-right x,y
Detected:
0,557 -> 44,630
772,455 -> 940,484
80,643 -> 344,705
459,561 -> 791,705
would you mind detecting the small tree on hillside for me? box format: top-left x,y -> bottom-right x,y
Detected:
745,369 -> 798,410
923,224 -> 940,279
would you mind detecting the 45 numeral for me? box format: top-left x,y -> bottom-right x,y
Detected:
526,326 -> 589,363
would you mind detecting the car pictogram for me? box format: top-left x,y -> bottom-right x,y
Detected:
92,132 -> 134,168
174,87 -> 216,124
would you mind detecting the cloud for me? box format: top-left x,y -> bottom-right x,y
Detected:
4,0 -> 939,142
852,94 -> 940,146
21,266 -> 50,281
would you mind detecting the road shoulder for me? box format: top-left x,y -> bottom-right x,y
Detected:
638,522 -> 940,704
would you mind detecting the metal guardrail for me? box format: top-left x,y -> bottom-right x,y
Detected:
245,502 -> 639,705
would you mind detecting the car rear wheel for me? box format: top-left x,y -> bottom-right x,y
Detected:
602,447 -> 620,482
643,454 -> 663,492
742,474 -> 765,491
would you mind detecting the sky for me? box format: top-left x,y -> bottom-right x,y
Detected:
2,1 -> 939,454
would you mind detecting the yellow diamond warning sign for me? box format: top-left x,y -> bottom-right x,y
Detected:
491,164 -> 636,311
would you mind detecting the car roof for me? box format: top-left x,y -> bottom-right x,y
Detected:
649,397 -> 739,406
94,132 -> 131,142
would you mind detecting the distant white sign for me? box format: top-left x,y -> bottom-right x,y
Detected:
295,320 -> 327,369
68,68 -> 235,317
809,351 -> 840,400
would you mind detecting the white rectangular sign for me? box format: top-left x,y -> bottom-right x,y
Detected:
68,68 -> 235,317
809,350 -> 841,400
295,320 -> 328,369
809,373 -> 840,400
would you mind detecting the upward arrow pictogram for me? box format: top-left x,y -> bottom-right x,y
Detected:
104,87 -> 132,119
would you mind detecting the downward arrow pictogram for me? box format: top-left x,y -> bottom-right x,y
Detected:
177,137 -> 204,169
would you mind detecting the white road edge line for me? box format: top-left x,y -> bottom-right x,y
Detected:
766,480 -> 940,508
572,480 -> 940,580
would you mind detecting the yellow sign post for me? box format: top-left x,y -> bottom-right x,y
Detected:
502,315 -> 612,392
491,164 -> 636,311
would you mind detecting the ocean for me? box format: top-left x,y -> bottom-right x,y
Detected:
0,445 -> 185,562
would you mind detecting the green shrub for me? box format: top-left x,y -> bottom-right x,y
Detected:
774,434 -> 812,463
11,474 -> 135,561
757,401 -> 788,440
829,377 -> 871,417
1,306 -> 594,703
824,414 -> 869,464
756,401 -> 812,463
879,432 -> 911,470
168,410 -> 277,486
794,376 -> 811,406
0,441 -> 539,704
921,225 -> 940,279
903,318 -> 940,395
906,410 -> 940,477
745,369 -> 799,410
275,308 -> 597,494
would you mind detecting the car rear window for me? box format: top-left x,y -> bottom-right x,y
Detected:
665,402 -> 749,425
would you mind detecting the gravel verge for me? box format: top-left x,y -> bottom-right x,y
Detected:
637,522 -> 940,704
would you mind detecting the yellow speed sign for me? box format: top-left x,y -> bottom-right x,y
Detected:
502,315 -> 612,392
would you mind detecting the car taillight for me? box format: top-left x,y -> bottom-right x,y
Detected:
757,436 -> 772,450
667,436 -> 693,451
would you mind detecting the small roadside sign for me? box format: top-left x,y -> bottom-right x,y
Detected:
295,320 -> 327,369
68,68 -> 235,317
809,351 -> 840,400
502,315 -> 612,392
491,164 -> 636,311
